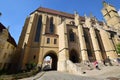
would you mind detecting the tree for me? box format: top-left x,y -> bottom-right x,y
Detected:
25,62 -> 37,71
116,43 -> 120,54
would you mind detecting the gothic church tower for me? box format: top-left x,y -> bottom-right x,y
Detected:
101,1 -> 120,30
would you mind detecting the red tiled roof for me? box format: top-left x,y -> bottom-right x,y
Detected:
32,7 -> 85,20
0,23 -> 17,47
32,7 -> 102,25
36,7 -> 74,19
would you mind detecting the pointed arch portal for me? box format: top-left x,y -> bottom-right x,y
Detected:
43,51 -> 58,71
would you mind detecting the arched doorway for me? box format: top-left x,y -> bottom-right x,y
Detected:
69,50 -> 79,63
43,51 -> 58,71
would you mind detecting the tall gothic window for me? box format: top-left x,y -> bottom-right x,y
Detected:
34,15 -> 42,42
50,17 -> 54,34
69,29 -> 75,42
83,28 -> 95,62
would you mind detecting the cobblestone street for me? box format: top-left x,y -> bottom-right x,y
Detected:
20,65 -> 120,80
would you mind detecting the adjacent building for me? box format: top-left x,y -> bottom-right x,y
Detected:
17,1 -> 120,73
0,23 -> 17,71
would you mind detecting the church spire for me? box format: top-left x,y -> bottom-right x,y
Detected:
74,11 -> 80,26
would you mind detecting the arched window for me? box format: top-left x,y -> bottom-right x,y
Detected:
69,29 -> 75,42
50,17 -> 54,34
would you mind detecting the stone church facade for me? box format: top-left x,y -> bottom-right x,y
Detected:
17,1 -> 120,73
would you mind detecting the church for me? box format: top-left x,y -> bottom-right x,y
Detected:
17,1 -> 120,73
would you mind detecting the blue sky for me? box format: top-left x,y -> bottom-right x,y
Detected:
0,0 -> 120,44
